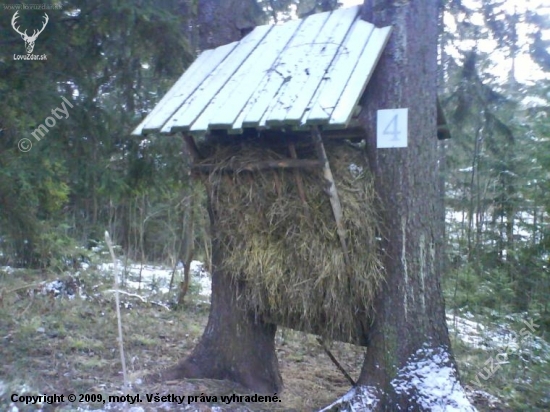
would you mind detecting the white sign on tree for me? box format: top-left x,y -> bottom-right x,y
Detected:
377,108 -> 408,148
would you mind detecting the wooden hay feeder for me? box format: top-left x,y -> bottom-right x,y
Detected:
133,6 -> 449,344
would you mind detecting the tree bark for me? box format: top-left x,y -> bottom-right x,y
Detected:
150,1 -> 283,393
156,224 -> 283,393
320,0 -> 477,410
197,0 -> 261,50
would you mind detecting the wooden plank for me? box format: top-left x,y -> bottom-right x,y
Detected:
135,45 -> 239,135
317,337 -> 356,386
192,158 -> 322,174
329,25 -> 392,127
311,126 -> 350,267
234,71 -> 282,129
271,6 -> 360,126
189,130 -> 209,138
160,26 -> 272,134
226,126 -> 243,135
132,49 -> 216,135
190,21 -> 299,133
304,20 -> 376,125
243,11 -> 331,129
224,127 -> 364,140
135,7 -> 392,138
288,143 -> 308,206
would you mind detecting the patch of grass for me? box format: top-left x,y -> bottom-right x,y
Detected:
75,355 -> 111,369
132,334 -> 159,347
66,336 -> 106,352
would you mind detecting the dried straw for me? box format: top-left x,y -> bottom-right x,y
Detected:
199,139 -> 384,342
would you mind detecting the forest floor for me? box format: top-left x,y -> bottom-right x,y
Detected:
0,259 -> 545,411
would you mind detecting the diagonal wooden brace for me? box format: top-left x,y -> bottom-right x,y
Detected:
311,126 -> 350,267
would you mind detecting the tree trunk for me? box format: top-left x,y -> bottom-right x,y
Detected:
196,0 -> 261,50
150,0 -> 283,393
320,1 -> 476,410
156,227 -> 283,393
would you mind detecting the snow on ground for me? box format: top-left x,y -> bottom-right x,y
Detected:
446,312 -> 490,348
1,259 -> 212,303
318,385 -> 380,411
391,345 -> 477,411
3,263 -> 548,411
317,311 -> 549,411
446,311 -> 549,360
0,266 -> 15,275
97,260 -> 211,301
319,345 -> 477,411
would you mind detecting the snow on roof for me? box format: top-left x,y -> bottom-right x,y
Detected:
132,5 -> 391,137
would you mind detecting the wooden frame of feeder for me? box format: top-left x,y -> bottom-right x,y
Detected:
183,126 -> 353,268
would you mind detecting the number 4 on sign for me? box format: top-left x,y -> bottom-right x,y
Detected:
384,114 -> 400,141
377,108 -> 408,148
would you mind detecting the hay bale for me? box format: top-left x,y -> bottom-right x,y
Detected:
199,139 -> 384,342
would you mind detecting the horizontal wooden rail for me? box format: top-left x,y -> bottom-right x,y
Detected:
192,159 -> 323,174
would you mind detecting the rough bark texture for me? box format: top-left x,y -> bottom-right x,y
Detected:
158,228 -> 283,393
320,0 -> 476,410
197,0 -> 261,50
153,1 -> 283,393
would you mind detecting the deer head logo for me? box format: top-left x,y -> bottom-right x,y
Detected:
11,11 -> 49,54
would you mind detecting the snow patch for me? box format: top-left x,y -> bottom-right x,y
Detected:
302,345 -> 485,411
318,385 -> 380,412
447,312 -> 548,358
0,266 -> 15,275
391,345 -> 477,411
348,163 -> 363,177
98,260 -> 211,300
446,313 -> 488,348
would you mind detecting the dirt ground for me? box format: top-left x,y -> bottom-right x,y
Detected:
0,268 -> 508,411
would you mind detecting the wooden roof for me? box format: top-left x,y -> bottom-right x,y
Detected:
132,5 -> 392,137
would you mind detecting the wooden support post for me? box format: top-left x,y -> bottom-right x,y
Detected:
183,133 -> 201,162
272,170 -> 282,197
317,337 -> 356,387
288,143 -> 307,206
311,126 -> 350,267
177,134 -> 199,307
